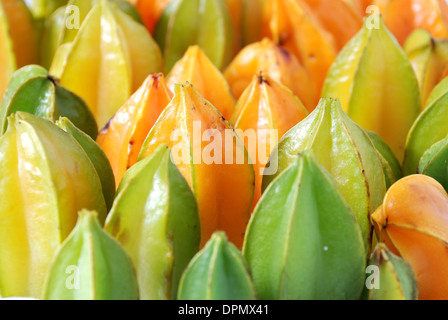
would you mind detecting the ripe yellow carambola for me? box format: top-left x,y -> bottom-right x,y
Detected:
404,29 -> 448,107
51,0 -> 162,128
224,38 -> 317,112
97,73 -> 173,185
0,112 -> 107,299
166,46 -> 236,121
374,0 -> 448,46
262,0 -> 337,95
0,0 -> 38,96
300,0 -> 362,51
231,72 -> 308,209
372,174 -> 448,300
323,15 -> 421,162
138,83 -> 254,248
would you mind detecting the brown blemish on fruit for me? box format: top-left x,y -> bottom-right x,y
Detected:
278,42 -> 290,60
257,72 -> 270,86
47,75 -> 60,87
101,118 -> 113,135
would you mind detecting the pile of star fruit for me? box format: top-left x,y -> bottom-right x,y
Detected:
1,0 -> 448,301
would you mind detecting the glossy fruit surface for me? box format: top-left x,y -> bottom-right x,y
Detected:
372,174 -> 448,300
139,83 -> 254,248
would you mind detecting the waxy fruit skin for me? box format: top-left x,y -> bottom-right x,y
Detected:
322,16 -> 421,162
372,174 -> 448,300
300,0 -> 362,51
0,65 -> 98,139
58,0 -> 143,45
105,144 -> 200,300
135,0 -> 172,34
418,134 -> 448,193
51,0 -> 162,128
323,15 -> 421,162
24,0 -> 66,20
178,232 -> 256,300
224,38 -> 317,112
244,151 -> 366,300
404,29 -> 448,107
262,0 -> 338,95
0,0 -> 39,96
231,72 -> 308,209
154,0 -> 233,73
44,210 -> 139,300
363,243 -> 418,300
263,98 -> 386,252
97,73 -> 173,186
139,83 -> 254,249
365,130 -> 402,189
57,117 -> 115,212
0,112 -> 107,299
0,1 -> 15,97
225,0 -> 263,54
374,0 -> 448,46
403,76 -> 448,175
343,0 -> 373,17
39,5 -> 65,69
166,46 -> 235,121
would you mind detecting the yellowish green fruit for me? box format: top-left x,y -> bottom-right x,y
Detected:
178,232 -> 256,300
245,151 -> 366,300
323,15 -> 421,162
105,144 -> 200,300
155,0 -> 234,73
404,29 -> 448,106
51,0 -> 162,128
56,117 -> 115,211
0,65 -> 97,139
44,210 -> 139,300
403,76 -> 448,175
263,98 -> 386,252
363,243 -> 418,300
0,112 -> 106,298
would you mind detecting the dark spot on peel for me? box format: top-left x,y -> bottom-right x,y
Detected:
47,75 -> 60,87
278,40 -> 290,57
257,72 -> 270,86
430,36 -> 436,48
151,73 -> 162,89
357,151 -> 362,160
101,118 -> 113,134
376,249 -> 383,265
